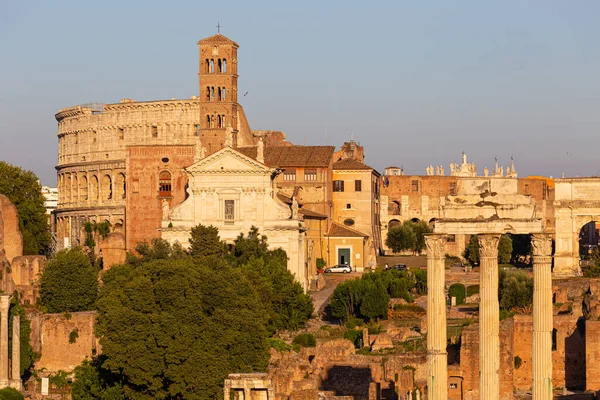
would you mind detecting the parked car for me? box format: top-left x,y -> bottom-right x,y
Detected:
391,263 -> 408,271
324,264 -> 352,273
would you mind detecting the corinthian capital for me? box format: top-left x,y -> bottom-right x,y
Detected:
531,234 -> 552,257
425,234 -> 447,258
478,234 -> 500,258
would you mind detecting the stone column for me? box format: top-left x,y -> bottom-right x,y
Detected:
10,315 -> 20,390
478,234 -> 501,400
425,234 -> 448,400
531,234 -> 553,399
0,295 -> 11,388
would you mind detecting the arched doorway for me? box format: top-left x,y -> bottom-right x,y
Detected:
579,221 -> 599,268
388,219 -> 401,229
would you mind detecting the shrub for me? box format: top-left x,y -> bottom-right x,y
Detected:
40,248 -> 99,313
343,329 -> 363,348
448,283 -> 466,305
292,333 -> 316,348
316,258 -> 327,270
466,285 -> 480,297
268,338 -> 294,352
0,387 -> 24,400
392,304 -> 426,313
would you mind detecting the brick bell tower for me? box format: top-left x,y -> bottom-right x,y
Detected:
198,31 -> 240,155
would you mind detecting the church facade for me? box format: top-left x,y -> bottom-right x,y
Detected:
161,146 -> 307,290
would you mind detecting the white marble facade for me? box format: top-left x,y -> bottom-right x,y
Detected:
161,147 -> 307,290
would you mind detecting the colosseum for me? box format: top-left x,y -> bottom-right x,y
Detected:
54,33 -> 286,249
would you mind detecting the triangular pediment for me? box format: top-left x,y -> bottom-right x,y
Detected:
186,147 -> 273,173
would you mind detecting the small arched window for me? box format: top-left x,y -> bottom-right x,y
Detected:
218,59 -> 222,72
206,115 -> 211,128
210,87 -> 215,101
217,115 -> 222,127
222,59 -> 227,73
159,171 -> 172,197
218,87 -> 222,101
209,60 -> 215,73
222,88 -> 226,100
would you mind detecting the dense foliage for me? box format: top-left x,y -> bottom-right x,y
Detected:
498,235 -> 513,264
0,387 -> 24,400
448,283 -> 466,305
499,269 -> 533,310
73,226 -> 312,399
188,224 -> 226,258
328,269 -> 426,322
385,220 -> 431,254
0,161 -> 50,255
40,248 -> 99,313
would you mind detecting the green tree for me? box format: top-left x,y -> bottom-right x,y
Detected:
448,283 -> 466,305
71,357 -> 125,400
0,161 -> 50,255
0,387 -> 24,400
40,248 -> 99,313
126,238 -> 187,266
464,235 -> 480,265
498,234 -> 513,264
499,270 -> 533,310
409,220 -> 432,253
385,224 -> 416,253
188,224 -> 226,258
359,280 -> 390,321
94,258 -> 270,399
232,226 -> 269,265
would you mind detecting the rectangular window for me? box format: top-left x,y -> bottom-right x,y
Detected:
304,169 -> 317,181
449,182 -> 456,195
542,181 -> 547,200
355,180 -> 362,192
411,180 -> 419,191
283,169 -> 296,181
224,200 -> 235,224
333,180 -> 344,192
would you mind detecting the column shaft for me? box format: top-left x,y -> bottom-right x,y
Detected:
0,295 -> 10,388
11,315 -> 20,390
425,234 -> 448,400
478,234 -> 500,400
532,234 -> 553,400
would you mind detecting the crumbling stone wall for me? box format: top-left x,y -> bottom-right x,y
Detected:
0,194 -> 23,263
99,232 -> 126,269
586,320 -> 600,391
35,311 -> 98,372
11,256 -> 46,305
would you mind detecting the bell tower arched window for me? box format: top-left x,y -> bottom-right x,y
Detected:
159,171 -> 172,197
222,59 -> 227,73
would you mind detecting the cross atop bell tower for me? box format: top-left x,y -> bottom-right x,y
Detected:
198,32 -> 240,155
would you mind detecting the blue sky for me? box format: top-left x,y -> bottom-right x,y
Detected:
1,1 -> 599,185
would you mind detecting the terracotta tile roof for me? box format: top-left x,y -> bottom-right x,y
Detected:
197,34 -> 239,47
237,146 -> 335,168
327,222 -> 369,238
333,158 -> 374,171
299,208 -> 328,219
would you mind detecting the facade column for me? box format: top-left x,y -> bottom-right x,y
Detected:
478,234 -> 501,400
531,234 -> 553,399
10,315 -> 20,390
425,234 -> 448,400
0,295 -> 11,388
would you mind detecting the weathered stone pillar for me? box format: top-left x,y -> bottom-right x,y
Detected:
9,315 -> 20,391
10,315 -> 20,390
425,234 -> 448,400
0,295 -> 10,388
478,234 -> 500,400
532,234 -> 553,399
